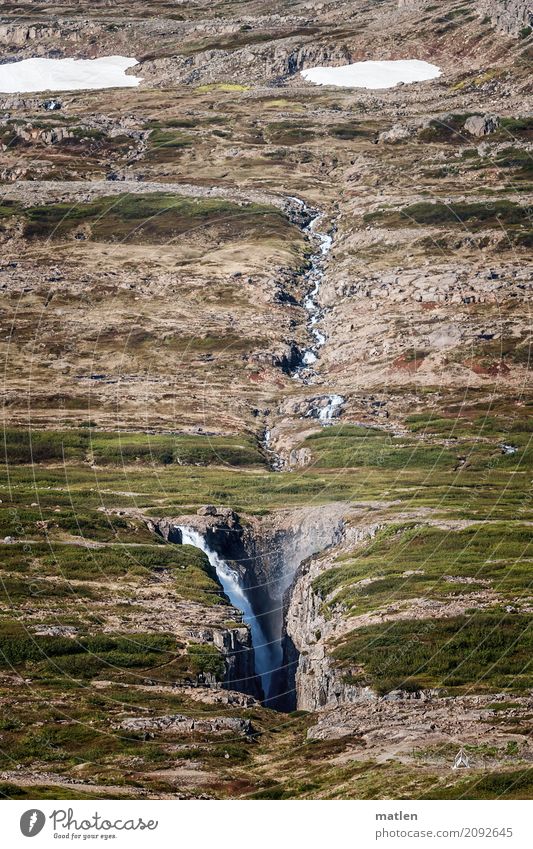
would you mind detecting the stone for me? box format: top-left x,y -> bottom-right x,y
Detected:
119,713 -> 253,736
197,505 -> 218,516
464,114 -> 499,137
378,124 -> 413,143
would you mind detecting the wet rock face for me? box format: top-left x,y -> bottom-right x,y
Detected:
477,0 -> 533,36
213,626 -> 263,700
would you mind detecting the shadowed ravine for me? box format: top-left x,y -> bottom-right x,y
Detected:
177,526 -> 282,704
157,506 -> 346,711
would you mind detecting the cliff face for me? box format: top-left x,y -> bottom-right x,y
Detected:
478,0 -> 533,35
213,624 -> 263,699
284,523 -> 381,711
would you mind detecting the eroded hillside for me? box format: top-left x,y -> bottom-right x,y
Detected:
0,0 -> 531,800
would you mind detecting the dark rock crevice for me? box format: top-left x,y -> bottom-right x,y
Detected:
149,503 -> 347,709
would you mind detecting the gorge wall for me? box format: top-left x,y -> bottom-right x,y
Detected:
477,0 -> 533,35
284,522 -> 382,711
150,504 -> 347,708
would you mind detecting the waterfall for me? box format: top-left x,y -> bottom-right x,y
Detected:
176,526 -> 278,701
318,394 -> 345,424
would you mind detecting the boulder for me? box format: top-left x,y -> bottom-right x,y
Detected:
464,114 -> 499,137
378,125 -> 413,144
197,505 -> 218,516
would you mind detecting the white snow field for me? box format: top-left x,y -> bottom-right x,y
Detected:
0,56 -> 141,93
301,59 -> 441,89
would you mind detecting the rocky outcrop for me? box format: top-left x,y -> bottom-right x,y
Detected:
0,23 -> 62,46
284,523 -> 381,711
378,124 -> 414,143
137,41 -> 352,86
5,124 -> 74,146
120,714 -> 253,736
337,265 -> 531,306
0,20 -> 103,49
478,0 -> 533,36
305,694 -> 530,753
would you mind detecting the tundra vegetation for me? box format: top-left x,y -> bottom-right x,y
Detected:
0,0 -> 531,800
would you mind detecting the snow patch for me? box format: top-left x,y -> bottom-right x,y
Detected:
0,56 -> 141,93
301,59 -> 441,90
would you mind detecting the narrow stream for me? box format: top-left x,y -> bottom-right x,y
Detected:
287,198 -> 345,423
177,526 -> 280,702
198,201 -> 346,687
261,198 -> 346,470
300,214 -> 333,369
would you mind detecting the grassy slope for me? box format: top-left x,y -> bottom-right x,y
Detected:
0,0 -> 531,801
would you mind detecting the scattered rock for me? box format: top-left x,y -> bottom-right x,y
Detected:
119,714 -> 253,736
378,124 -> 413,143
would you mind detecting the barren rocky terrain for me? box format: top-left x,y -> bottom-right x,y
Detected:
0,0 -> 531,800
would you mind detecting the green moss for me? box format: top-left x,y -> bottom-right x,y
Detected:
145,128 -> 194,161
424,769 -> 533,800
365,199 -> 531,230
493,147 -> 533,180
185,643 -> 225,677
3,428 -> 266,468
0,631 -> 177,674
328,122 -> 371,140
266,122 -> 316,145
303,424 -> 492,471
417,113 -> 473,142
21,193 -> 293,245
195,83 -> 251,93
0,782 -> 128,800
333,613 -> 533,694
313,522 -> 533,612
497,117 -> 533,140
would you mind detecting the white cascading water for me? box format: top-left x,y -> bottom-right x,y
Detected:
298,209 -> 333,369
176,526 -> 277,700
318,394 -> 345,424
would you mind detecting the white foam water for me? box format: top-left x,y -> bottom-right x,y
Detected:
177,526 -> 277,698
318,394 -> 345,424
298,211 -> 333,369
